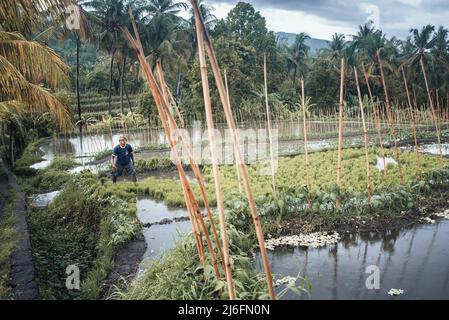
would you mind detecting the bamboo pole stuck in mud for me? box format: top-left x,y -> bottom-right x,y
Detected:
224,69 -> 243,194
354,67 -> 372,204
154,52 -> 226,269
193,8 -> 236,300
301,77 -> 311,193
191,0 -> 276,300
420,57 -> 443,166
122,14 -> 224,283
362,63 -> 387,178
263,53 -> 276,194
336,58 -> 345,208
377,49 -> 404,183
401,67 -> 420,170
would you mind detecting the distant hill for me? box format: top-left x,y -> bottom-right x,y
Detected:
276,32 -> 329,54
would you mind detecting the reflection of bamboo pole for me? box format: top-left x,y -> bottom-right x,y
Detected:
362,63 -> 386,177
224,69 -> 242,194
191,0 -> 275,300
354,67 -> 372,204
263,53 -> 276,194
123,14 -> 224,283
336,58 -> 345,208
420,57 -> 443,166
301,77 -> 311,193
401,67 -> 420,170
377,50 -> 404,183
194,10 -> 236,299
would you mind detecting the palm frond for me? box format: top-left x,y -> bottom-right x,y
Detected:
0,55 -> 73,130
0,31 -> 69,88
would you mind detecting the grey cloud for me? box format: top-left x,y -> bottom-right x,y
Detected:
208,0 -> 449,39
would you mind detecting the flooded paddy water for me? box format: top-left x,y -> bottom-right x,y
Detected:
135,198 -> 192,273
255,218 -> 449,299
27,121 -> 449,299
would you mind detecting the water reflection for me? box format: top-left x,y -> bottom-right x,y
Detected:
256,219 -> 449,299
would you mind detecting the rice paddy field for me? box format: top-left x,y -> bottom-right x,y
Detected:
4,0 -> 449,306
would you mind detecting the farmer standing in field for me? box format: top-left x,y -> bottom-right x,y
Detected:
111,136 -> 137,184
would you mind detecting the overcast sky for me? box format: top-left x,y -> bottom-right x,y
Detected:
198,0 -> 449,40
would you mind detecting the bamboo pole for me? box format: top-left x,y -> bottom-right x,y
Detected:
301,77 -> 311,193
377,50 -> 404,183
166,83 -> 185,128
336,58 -> 345,208
420,57 -> 443,166
354,67 -> 372,204
191,0 -> 276,300
401,67 -> 420,170
193,9 -> 236,299
263,53 -> 276,194
155,60 -> 226,269
362,63 -> 387,177
122,16 -> 226,283
224,69 -> 242,194
156,63 -> 226,268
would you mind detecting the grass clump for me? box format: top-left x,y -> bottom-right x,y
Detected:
0,192 -> 19,299
13,138 -> 46,168
28,172 -> 140,300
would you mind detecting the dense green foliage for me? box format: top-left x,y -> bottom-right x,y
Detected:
28,172 -> 140,299
114,147 -> 446,207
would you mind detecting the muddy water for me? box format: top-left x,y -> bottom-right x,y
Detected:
136,198 -> 191,272
255,218 -> 449,299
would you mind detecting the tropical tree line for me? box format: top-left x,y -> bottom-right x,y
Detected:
65,1 -> 449,125
2,0 -> 449,164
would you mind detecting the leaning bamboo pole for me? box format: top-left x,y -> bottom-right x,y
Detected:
155,60 -> 226,267
157,63 -> 224,272
354,67 -> 372,204
224,69 -> 242,194
263,53 -> 276,194
401,67 -> 420,170
377,50 -> 404,183
191,0 -> 275,300
123,16 -> 224,283
420,57 -> 443,166
301,77 -> 311,193
361,63 -> 387,178
336,58 -> 345,208
193,9 -> 236,299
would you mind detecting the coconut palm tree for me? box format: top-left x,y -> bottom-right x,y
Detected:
286,32 -> 310,89
184,0 -> 217,62
138,0 -> 190,76
327,33 -> 346,60
402,25 -> 438,92
0,2 -> 72,130
85,0 -> 131,114
0,0 -> 74,163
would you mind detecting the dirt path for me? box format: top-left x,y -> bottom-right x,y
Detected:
0,161 -> 40,300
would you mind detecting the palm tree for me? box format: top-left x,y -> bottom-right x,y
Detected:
286,32 -> 310,88
184,0 -> 217,62
0,0 -> 73,163
403,25 -> 444,163
431,26 -> 449,93
85,0 -> 131,115
327,33 -> 346,60
139,0 -> 190,73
